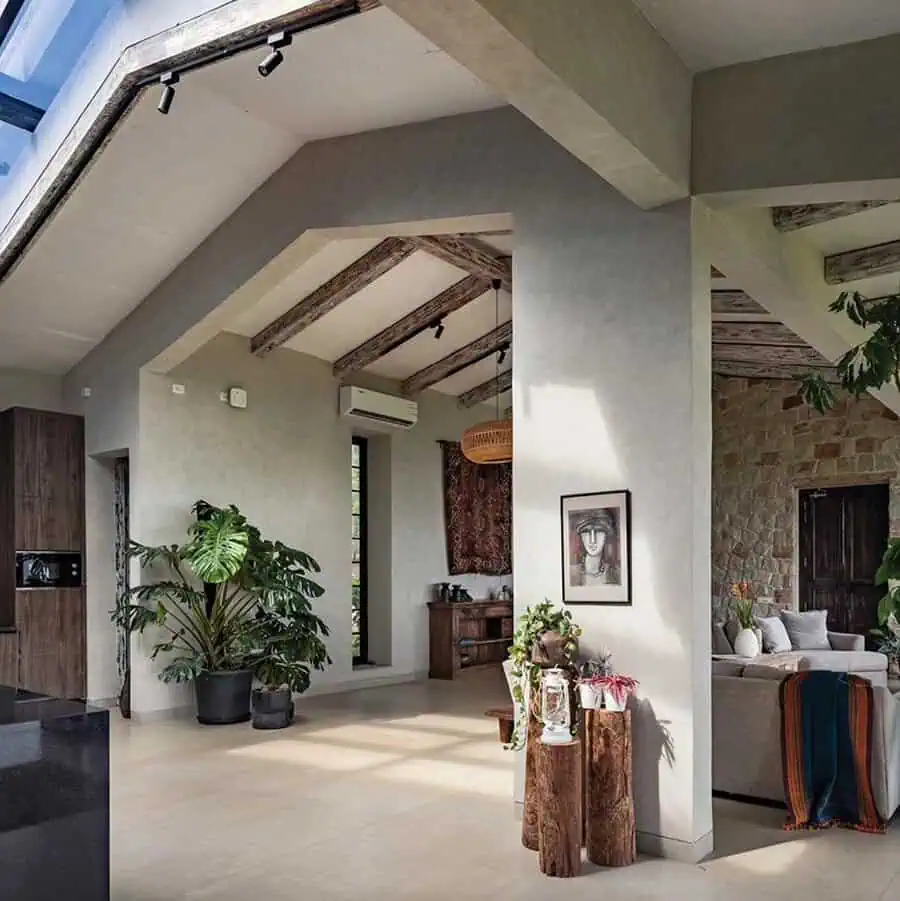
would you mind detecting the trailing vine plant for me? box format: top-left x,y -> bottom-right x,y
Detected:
800,291 -> 900,413
506,600 -> 581,751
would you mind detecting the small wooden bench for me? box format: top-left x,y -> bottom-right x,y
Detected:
485,705 -> 514,744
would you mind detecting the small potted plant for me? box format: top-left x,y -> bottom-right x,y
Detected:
595,672 -> 639,711
246,553 -> 331,730
730,581 -> 759,658
505,600 -> 582,749
576,651 -> 612,710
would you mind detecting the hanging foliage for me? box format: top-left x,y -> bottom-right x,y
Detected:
800,291 -> 900,412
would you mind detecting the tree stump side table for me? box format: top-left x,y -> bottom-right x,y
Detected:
584,709 -> 636,867
521,709 -> 542,850
536,739 -> 582,878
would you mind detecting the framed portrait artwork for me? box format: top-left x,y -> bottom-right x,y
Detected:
560,490 -> 632,605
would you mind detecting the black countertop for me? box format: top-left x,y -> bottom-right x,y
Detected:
0,686 -> 102,724
0,683 -> 110,899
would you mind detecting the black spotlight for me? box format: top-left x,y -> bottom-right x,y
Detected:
157,72 -> 179,115
497,347 -> 507,365
258,31 -> 292,77
433,320 -> 445,340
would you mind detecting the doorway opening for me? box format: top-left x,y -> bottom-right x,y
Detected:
798,483 -> 889,636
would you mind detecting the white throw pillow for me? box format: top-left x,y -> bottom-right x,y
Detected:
781,609 -> 830,651
757,616 -> 792,653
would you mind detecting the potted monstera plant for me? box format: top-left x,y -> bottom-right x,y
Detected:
112,501 -> 330,725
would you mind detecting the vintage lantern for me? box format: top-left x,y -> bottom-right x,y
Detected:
540,667 -> 572,745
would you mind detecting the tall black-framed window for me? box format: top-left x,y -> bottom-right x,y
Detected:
351,437 -> 368,665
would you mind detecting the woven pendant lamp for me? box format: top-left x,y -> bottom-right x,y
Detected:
461,279 -> 512,464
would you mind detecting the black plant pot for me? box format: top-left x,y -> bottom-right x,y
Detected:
195,670 -> 253,725
251,687 -> 295,730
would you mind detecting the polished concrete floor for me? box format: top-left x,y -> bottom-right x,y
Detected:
111,669 -> 900,901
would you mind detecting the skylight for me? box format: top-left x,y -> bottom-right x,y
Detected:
0,0 -> 121,188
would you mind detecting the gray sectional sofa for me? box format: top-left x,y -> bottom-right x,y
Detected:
712,668 -> 900,820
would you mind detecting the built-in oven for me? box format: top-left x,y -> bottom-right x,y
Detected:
15,551 -> 83,589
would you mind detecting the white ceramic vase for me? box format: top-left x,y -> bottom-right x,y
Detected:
733,627 -> 760,658
578,683 -> 602,710
602,688 -> 627,712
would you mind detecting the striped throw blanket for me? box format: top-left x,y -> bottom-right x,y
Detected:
780,670 -> 884,833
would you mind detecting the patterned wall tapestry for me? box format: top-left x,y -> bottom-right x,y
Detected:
440,441 -> 512,576
114,457 -> 131,717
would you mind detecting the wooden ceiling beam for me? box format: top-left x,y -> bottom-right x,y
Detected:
458,370 -> 512,409
401,321 -> 512,396
333,275 -> 488,377
409,235 -> 512,291
251,237 -> 415,356
713,361 -> 840,383
712,322 -> 804,347
713,343 -> 830,368
772,201 -> 891,232
711,289 -> 767,315
825,238 -> 900,285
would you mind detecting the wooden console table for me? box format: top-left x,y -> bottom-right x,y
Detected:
427,599 -> 513,680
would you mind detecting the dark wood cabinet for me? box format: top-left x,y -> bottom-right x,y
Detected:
0,631 -> 17,687
428,600 -> 513,680
0,408 -> 86,697
17,589 -> 85,698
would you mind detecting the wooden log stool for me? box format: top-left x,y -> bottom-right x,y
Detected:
536,739 -> 582,877
521,708 -> 542,850
584,709 -> 636,867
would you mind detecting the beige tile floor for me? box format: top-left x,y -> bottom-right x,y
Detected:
111,669 -> 900,901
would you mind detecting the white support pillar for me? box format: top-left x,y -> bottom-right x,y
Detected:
513,195 -> 713,861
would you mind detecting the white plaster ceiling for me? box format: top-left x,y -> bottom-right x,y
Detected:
633,0 -> 900,71
0,7 -> 502,374
227,234 -> 513,401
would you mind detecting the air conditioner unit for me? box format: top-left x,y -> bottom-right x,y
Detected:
339,386 -> 418,430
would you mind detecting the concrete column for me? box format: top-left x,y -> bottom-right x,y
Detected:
513,195 -> 712,861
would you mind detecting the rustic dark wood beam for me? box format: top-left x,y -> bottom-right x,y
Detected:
402,321 -> 512,396
824,238 -> 900,285
711,290 -> 767,315
251,238 -> 414,355
713,343 -> 830,368
713,361 -> 840,383
712,322 -> 803,347
409,235 -> 512,291
458,370 -> 512,409
333,275 -> 488,377
711,266 -> 726,279
773,201 -> 892,232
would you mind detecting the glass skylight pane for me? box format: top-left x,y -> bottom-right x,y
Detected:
0,0 -> 123,192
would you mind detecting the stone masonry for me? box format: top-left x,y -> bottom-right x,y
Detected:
712,376 -> 900,621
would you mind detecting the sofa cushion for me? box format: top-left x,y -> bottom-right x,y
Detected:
798,650 -> 887,673
782,609 -> 830,650
742,662 -> 793,680
712,622 -> 733,656
712,659 -> 745,677
758,616 -> 792,653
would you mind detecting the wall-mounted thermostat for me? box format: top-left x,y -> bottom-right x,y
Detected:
227,387 -> 248,409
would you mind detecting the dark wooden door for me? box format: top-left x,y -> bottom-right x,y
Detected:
799,484 -> 889,635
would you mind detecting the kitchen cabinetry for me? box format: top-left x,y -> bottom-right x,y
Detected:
0,408 -> 85,697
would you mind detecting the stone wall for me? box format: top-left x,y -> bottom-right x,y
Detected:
712,376 -> 900,620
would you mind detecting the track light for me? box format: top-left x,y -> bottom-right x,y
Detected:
497,347 -> 507,365
157,72 -> 179,115
433,320 -> 445,340
258,32 -> 292,77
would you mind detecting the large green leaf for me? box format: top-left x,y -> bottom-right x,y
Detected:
186,510 -> 249,583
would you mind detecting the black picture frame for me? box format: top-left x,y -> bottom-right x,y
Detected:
560,490 -> 632,606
